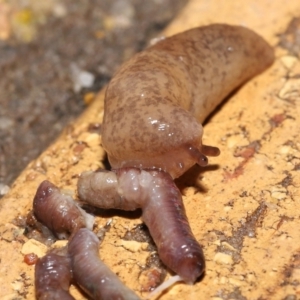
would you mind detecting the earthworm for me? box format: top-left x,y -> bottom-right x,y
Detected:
78,24 -> 274,284
68,228 -> 141,300
33,180 -> 94,239
33,181 -> 140,299
35,252 -> 74,300
78,168 -> 205,283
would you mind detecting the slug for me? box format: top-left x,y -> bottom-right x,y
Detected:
68,228 -> 141,300
102,24 -> 274,178
78,24 -> 274,285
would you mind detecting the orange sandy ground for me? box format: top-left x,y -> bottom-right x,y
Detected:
1,0 -> 300,299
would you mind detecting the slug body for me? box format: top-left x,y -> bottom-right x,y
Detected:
102,24 -> 274,178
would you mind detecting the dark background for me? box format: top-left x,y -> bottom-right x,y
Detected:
0,0 -> 187,194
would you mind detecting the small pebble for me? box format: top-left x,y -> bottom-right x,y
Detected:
0,183 -> 10,195
214,252 -> 233,265
70,63 -> 95,92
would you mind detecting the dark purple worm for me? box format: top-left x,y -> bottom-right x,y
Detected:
68,228 -> 141,300
33,180 -> 94,239
35,252 -> 74,300
78,168 -> 205,283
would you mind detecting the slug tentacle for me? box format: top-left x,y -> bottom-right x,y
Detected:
201,144 -> 221,157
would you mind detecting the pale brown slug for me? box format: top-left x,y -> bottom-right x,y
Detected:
102,24 -> 274,178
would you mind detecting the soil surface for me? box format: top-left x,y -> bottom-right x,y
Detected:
1,1 -> 300,299
0,0 -> 187,194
